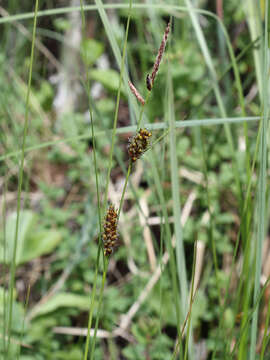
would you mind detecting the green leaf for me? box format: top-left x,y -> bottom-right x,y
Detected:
0,211 -> 61,265
51,348 -> 83,360
53,17 -> 71,32
0,287 -> 24,332
21,229 -> 61,263
0,210 -> 37,264
90,69 -> 125,93
32,293 -> 90,318
80,39 -> 104,66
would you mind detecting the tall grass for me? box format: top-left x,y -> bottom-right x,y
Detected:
1,1 -> 269,359
5,1 -> 39,358
250,2 -> 269,358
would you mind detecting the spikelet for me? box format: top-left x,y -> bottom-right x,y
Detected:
127,128 -> 152,163
128,80 -> 145,105
103,204 -> 118,257
146,21 -> 171,91
146,74 -> 152,91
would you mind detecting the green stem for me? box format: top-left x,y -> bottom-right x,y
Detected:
80,1 -> 103,358
79,0 -> 102,236
136,91 -> 151,131
117,92 -> 151,220
2,177 -> 7,355
183,240 -> 197,360
171,249 -> 197,360
6,1 -> 39,356
102,0 -> 133,212
17,284 -> 31,360
229,276 -> 270,358
117,79 -> 151,220
118,163 -> 132,219
260,305 -> 270,360
249,1 -> 269,356
89,259 -> 109,360
211,117 -> 262,360
83,265 -> 99,360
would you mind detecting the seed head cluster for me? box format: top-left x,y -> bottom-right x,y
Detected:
103,205 -> 118,257
146,21 -> 171,91
100,21 -> 170,259
127,128 -> 152,163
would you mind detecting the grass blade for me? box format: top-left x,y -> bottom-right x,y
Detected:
182,0 -> 243,207
6,1 -> 39,356
166,63 -> 190,352
249,1 -> 269,357
0,116 -> 262,162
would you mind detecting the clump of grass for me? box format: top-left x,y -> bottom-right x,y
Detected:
84,15 -> 172,358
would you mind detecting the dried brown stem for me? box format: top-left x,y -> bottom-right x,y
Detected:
128,80 -> 145,105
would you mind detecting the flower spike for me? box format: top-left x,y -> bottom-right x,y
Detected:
103,204 -> 118,257
127,128 -> 152,163
147,21 -> 171,91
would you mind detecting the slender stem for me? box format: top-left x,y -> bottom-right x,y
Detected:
184,240 -> 197,360
118,163 -> 132,219
2,177 -> 7,355
103,0 -> 133,211
136,91 -> 151,131
83,265 -> 99,360
261,309 -> 270,360
171,239 -> 198,360
82,1 -> 133,358
80,1 -> 103,358
16,284 -> 31,360
229,276 -> 270,358
6,1 -> 39,356
89,258 -> 109,360
80,0 -> 102,236
211,118 -> 262,360
117,91 -> 151,221
150,151 -> 183,354
260,294 -> 270,359
249,1 -> 269,356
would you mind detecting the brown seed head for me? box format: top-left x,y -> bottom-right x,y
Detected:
148,21 -> 171,91
127,128 -> 152,163
103,204 -> 118,257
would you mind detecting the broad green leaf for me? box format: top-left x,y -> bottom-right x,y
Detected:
90,69 -> 125,93
0,211 -> 61,265
0,287 -> 24,332
0,210 -> 37,264
21,230 -> 61,264
32,293 -> 90,318
80,39 -> 104,66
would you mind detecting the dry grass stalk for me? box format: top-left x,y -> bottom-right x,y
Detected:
128,80 -> 145,105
